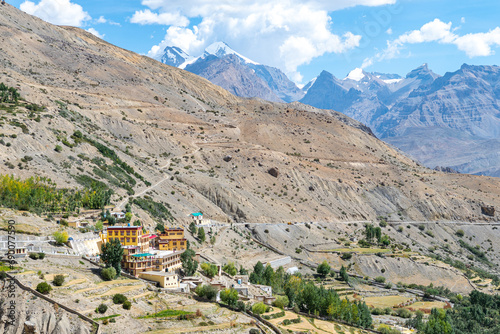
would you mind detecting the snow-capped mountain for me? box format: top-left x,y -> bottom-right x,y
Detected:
158,42 -> 303,102
159,46 -> 193,68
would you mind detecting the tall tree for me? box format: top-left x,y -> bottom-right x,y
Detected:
198,227 -> 206,243
180,248 -> 198,276
101,239 -> 124,275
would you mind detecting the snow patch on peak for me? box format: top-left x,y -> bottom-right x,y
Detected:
204,42 -> 259,65
344,68 -> 365,81
382,78 -> 403,84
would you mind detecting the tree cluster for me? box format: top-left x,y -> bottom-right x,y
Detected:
0,175 -> 111,214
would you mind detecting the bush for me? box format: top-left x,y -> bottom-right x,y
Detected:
379,220 -> 388,227
252,302 -> 267,315
456,229 -> 465,237
38,252 -> 45,259
96,304 -> 108,314
249,329 -> 260,334
0,271 -> 7,280
55,145 -> 62,152
101,267 -> 117,281
272,295 -> 289,309
53,274 -> 65,286
418,224 -> 425,231
340,252 -> 353,260
394,308 -> 412,318
29,253 -> 39,260
375,276 -> 386,283
378,324 -> 401,334
36,282 -> 52,294
194,284 -> 218,301
123,301 -> 132,310
113,294 -> 127,304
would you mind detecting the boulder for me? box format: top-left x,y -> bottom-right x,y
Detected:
481,205 -> 495,217
223,155 -> 232,162
267,167 -> 279,178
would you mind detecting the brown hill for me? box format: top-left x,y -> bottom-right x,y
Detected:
0,3 -> 499,225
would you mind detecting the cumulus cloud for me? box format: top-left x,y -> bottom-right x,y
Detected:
132,0 -> 396,82
363,18 -> 500,68
130,9 -> 189,26
87,28 -> 104,39
20,0 -> 90,27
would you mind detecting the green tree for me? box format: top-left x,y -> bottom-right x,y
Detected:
53,274 -> 65,286
239,266 -> 248,275
252,302 -> 267,315
156,222 -> 165,233
317,261 -> 331,277
53,230 -> 69,245
201,262 -> 218,278
189,221 -> 197,234
36,282 -> 52,294
250,261 -> 265,284
220,288 -> 239,308
100,267 -> 116,281
195,284 -> 218,301
339,265 -> 349,283
423,308 -> 452,334
101,238 -> 124,275
198,227 -> 206,243
95,221 -> 103,231
222,262 -> 238,276
273,295 -> 289,309
180,248 -> 198,276
125,212 -> 132,223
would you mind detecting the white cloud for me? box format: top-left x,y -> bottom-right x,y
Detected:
97,16 -> 107,24
20,0 -> 90,27
132,0 -> 392,82
87,28 -> 104,39
386,28 -> 393,35
461,17 -> 466,24
363,18 -> 500,68
130,9 -> 189,26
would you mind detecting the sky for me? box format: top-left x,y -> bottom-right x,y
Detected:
7,0 -> 500,84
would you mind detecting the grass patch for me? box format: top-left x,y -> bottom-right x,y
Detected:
138,309 -> 192,319
94,314 -> 120,321
326,248 -> 391,254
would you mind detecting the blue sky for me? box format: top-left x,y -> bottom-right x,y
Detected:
8,0 -> 500,84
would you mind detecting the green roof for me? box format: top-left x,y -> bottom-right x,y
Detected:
132,253 -> 154,257
191,212 -> 203,217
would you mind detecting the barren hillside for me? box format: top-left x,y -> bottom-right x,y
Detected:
0,3 -> 499,225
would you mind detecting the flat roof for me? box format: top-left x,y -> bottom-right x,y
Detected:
190,212 -> 203,217
132,253 -> 154,257
139,271 -> 177,277
107,226 -> 141,230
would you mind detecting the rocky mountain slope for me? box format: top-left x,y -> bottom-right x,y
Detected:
1,3 -> 500,227
301,64 -> 500,176
159,42 -> 304,102
160,40 -> 500,177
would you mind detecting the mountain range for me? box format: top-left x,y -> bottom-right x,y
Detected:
1,2 -> 499,225
158,44 -> 500,177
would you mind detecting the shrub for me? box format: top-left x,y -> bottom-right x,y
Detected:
36,282 -> 52,294
0,271 -> 7,280
375,276 -> 386,283
456,229 -> 465,237
378,324 -> 401,334
55,145 -> 62,152
340,252 -> 353,260
101,267 -> 117,281
395,308 -> 412,318
195,284 -> 218,301
29,253 -> 39,260
379,220 -> 388,227
123,301 -> 132,310
113,294 -> 127,304
38,252 -> 45,259
272,295 -> 289,309
418,224 -> 425,231
96,304 -> 108,314
53,274 -> 65,286
252,302 -> 267,315
249,329 -> 260,334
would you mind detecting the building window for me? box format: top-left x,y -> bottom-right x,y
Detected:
120,231 -> 124,236
132,231 -> 136,236
132,238 -> 136,242
127,231 -> 130,236
120,238 -> 124,243
126,238 -> 130,243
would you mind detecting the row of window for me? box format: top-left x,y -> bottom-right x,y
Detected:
109,230 -> 139,237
